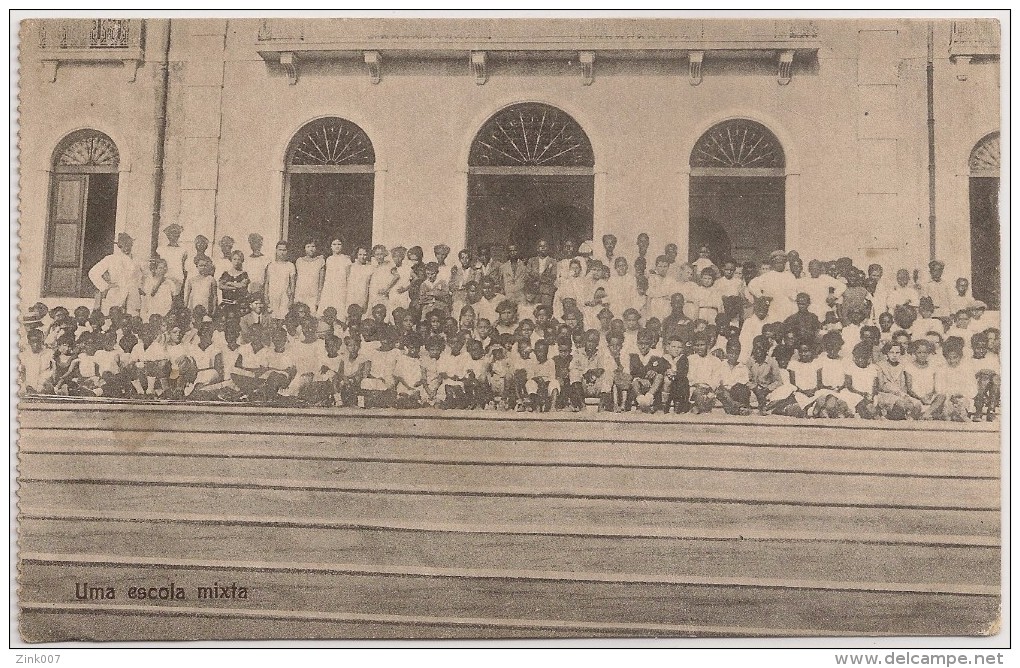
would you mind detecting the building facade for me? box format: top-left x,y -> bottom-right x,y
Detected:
18,17 -> 1001,309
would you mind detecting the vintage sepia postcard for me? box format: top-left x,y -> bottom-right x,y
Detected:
14,14 -> 1002,643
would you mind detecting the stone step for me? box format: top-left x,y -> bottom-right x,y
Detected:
19,453 -> 999,510
19,482 -> 1000,540
20,517 -> 1000,587
20,430 -> 1000,478
19,558 -> 1000,638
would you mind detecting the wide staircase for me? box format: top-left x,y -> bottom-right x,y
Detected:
17,400 -> 1001,641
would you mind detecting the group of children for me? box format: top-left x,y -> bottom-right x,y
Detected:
22,229 -> 1000,422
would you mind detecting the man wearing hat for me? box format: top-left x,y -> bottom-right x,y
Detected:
157,223 -> 188,296
88,232 -> 143,316
745,250 -> 798,324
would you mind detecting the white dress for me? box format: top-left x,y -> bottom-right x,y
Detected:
294,256 -> 325,310
319,254 -> 352,317
263,260 -> 296,317
368,261 -> 397,314
389,263 -> 413,311
346,262 -> 374,314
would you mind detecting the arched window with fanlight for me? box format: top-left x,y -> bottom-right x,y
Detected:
467,103 -> 595,258
689,119 -> 786,264
44,129 -> 120,297
969,131 -> 999,308
283,117 -> 376,256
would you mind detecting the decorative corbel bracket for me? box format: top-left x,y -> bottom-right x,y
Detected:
778,50 -> 794,85
280,51 -> 299,85
470,51 -> 486,85
41,60 -> 58,83
952,55 -> 972,81
688,51 -> 704,86
364,51 -> 381,84
579,51 -> 595,86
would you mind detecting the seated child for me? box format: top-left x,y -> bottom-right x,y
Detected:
605,334 -> 631,412
687,333 -> 722,414
717,339 -> 753,416
937,336 -> 977,422
524,339 -> 559,412
22,329 -> 54,394
391,334 -> 425,408
260,327 -> 299,401
463,338 -> 493,409
488,339 -> 513,410
814,331 -> 853,418
628,330 -> 666,412
551,336 -> 574,409
970,332 -> 999,421
905,339 -> 945,420
181,322 -> 224,398
419,336 -> 447,408
774,342 -> 826,418
568,330 -> 613,412
437,334 -> 469,408
360,332 -> 401,408
337,334 -> 371,407
875,342 -> 922,420
839,341 -> 879,418
659,335 -> 691,414
746,335 -> 784,415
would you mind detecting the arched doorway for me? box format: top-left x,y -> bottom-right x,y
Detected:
467,103 -> 594,259
689,119 -> 786,264
45,130 -> 120,297
283,117 -> 375,257
969,132 -> 999,308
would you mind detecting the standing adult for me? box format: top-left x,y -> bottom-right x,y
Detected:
245,233 -> 271,297
498,243 -> 532,306
157,223 -> 188,297
346,247 -> 374,314
263,241 -> 296,319
746,251 -> 799,323
527,239 -> 558,308
294,240 -> 325,311
368,244 -> 399,315
319,238 -> 352,317
214,236 -> 236,280
88,232 -> 143,316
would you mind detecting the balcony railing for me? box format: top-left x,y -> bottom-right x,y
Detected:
949,19 -> 1000,57
254,17 -> 821,51
35,19 -> 145,82
38,19 -> 142,51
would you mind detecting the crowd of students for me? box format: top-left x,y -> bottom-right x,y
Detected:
19,224 -> 1001,422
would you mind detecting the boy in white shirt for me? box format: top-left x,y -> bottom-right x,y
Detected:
717,339 -> 752,416
687,333 -> 722,414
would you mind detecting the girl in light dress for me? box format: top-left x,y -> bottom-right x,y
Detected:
319,238 -> 352,319
368,244 -> 399,318
555,259 -> 589,322
388,246 -> 413,312
294,241 -> 326,311
346,247 -> 374,314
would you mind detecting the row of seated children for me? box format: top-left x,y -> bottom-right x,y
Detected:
22,291 -> 999,421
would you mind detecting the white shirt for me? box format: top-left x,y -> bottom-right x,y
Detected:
88,250 -> 142,311
157,244 -> 188,289
747,270 -> 799,323
688,353 -> 723,387
798,275 -> 845,318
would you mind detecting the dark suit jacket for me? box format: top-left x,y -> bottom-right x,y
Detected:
527,256 -> 559,297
